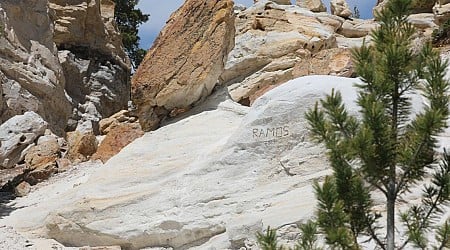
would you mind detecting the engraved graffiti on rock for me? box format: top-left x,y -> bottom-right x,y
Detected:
252,126 -> 289,138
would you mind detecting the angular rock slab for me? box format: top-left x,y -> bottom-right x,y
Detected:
132,0 -> 235,131
4,76 -> 419,249
0,112 -> 47,169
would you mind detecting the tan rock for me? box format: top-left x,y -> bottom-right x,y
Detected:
92,123 -> 144,163
296,0 -> 327,12
24,139 -> 60,184
223,2 -> 343,105
339,19 -> 379,38
331,0 -> 352,18
49,0 -> 129,68
65,131 -> 98,162
293,48 -> 354,78
132,0 -> 235,131
98,110 -> 137,135
14,181 -> 31,197
254,0 -> 291,4
0,0 -> 72,134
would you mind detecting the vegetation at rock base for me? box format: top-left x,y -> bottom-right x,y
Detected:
258,0 -> 450,249
114,0 -> 149,69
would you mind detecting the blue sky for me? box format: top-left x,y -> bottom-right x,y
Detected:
137,0 -> 376,50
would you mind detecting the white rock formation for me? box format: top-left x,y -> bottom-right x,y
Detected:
2,75 -> 429,249
0,112 -> 47,169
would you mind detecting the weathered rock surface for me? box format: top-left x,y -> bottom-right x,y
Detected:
98,110 -> 138,135
296,0 -> 327,12
0,0 -> 71,134
24,137 -> 61,184
65,131 -> 98,163
92,122 -> 144,163
132,0 -> 235,131
330,0 -> 352,18
49,0 -> 128,67
222,0 -> 368,104
0,0 -> 130,134
339,19 -> 380,38
0,76 -> 368,249
0,112 -> 47,169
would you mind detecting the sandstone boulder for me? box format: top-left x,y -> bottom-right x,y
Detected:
296,0 -> 327,12
0,112 -> 47,169
24,138 -> 61,184
65,131 -> 98,163
98,110 -> 138,135
132,0 -> 235,131
331,0 -> 352,18
339,19 -> 379,38
92,123 -> 144,163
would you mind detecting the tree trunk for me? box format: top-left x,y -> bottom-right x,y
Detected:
386,183 -> 396,250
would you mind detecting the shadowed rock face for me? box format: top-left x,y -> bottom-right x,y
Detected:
0,0 -> 130,135
0,0 -> 71,135
131,0 -> 235,131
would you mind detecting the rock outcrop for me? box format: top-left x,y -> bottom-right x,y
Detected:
0,0 -> 71,134
0,0 -> 130,134
330,0 -> 352,18
2,75 -> 428,249
296,0 -> 327,12
132,0 -> 235,131
0,0 -> 130,190
221,0 -> 365,105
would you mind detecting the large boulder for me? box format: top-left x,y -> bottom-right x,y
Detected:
92,122 -> 144,163
132,0 -> 235,131
330,0 -> 352,18
296,0 -> 327,12
0,112 -> 47,169
339,19 -> 379,38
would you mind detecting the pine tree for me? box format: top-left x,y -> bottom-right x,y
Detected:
305,0 -> 450,249
114,0 -> 149,69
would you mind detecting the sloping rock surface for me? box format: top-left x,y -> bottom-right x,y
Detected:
132,0 -> 235,131
3,76 -> 428,249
